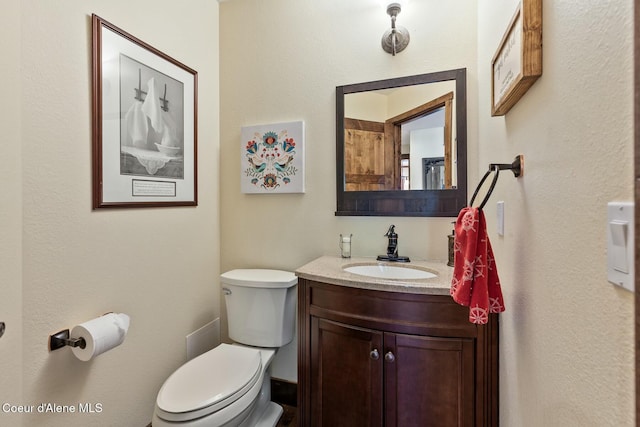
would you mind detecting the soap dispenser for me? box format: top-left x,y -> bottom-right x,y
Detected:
447,222 -> 455,267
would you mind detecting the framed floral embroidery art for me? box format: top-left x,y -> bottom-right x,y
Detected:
240,121 -> 305,194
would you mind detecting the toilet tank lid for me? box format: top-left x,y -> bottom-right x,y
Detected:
221,269 -> 297,288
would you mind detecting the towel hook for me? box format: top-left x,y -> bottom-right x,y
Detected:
489,154 -> 523,178
160,84 -> 169,112
133,69 -> 170,112
134,68 -> 145,102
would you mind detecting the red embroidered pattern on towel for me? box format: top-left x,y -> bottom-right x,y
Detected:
450,207 -> 505,324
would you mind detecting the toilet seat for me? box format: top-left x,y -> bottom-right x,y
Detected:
155,344 -> 262,423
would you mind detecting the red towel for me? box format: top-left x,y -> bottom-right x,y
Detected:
450,207 -> 505,324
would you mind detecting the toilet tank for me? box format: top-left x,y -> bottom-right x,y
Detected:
221,269 -> 297,347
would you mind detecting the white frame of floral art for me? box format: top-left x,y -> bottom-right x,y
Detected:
240,121 -> 305,194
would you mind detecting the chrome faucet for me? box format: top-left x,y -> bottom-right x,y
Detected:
377,225 -> 410,262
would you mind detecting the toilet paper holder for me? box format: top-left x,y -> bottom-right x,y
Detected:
49,329 -> 86,351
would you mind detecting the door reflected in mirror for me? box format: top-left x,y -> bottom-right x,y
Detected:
345,82 -> 455,191
336,69 -> 467,217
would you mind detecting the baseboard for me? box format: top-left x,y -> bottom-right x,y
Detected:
271,378 -> 297,407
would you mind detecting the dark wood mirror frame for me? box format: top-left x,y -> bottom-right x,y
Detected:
336,68 -> 467,217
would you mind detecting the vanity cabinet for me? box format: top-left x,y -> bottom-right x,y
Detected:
297,278 -> 498,427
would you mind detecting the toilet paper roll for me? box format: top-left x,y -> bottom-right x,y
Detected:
70,313 -> 130,361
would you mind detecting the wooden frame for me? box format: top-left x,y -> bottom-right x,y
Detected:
385,92 -> 454,189
336,68 -> 467,217
491,0 -> 542,116
92,15 -> 198,208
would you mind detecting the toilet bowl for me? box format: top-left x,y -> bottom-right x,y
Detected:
152,344 -> 279,427
152,269 -> 297,427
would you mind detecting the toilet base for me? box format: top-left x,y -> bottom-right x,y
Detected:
240,360 -> 282,427
253,402 -> 283,427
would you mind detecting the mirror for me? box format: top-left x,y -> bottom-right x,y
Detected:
336,68 -> 467,217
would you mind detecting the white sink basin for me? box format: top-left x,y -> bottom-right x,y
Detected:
343,264 -> 437,280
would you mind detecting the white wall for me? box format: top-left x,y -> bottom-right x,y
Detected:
0,2 -> 24,426
409,127 -> 444,190
2,1 -> 221,426
220,1 -> 635,424
220,0 -> 478,382
3,1 -> 632,425
478,0 -> 634,425
345,91 -> 389,122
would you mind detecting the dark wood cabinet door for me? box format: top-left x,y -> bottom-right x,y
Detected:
384,332 -> 475,427
298,279 -> 498,427
310,317 -> 384,427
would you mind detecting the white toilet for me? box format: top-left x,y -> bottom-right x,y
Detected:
152,269 -> 298,427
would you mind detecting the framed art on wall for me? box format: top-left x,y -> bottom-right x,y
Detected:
240,121 -> 305,194
92,14 -> 198,208
491,0 -> 542,116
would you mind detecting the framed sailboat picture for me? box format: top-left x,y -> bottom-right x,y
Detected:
92,14 -> 198,208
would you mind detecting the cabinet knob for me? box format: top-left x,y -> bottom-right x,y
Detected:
0,322 -> 4,339
370,349 -> 380,360
385,351 -> 395,363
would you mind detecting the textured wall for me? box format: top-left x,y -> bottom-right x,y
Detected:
220,0 -> 635,423
219,0 -> 478,382
0,2 -> 24,426
3,1 -> 221,426
478,0 -> 634,425
4,1 -> 632,425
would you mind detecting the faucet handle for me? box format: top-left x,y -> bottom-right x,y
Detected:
384,224 -> 396,237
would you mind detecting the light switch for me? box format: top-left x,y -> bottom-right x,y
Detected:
496,201 -> 504,236
607,202 -> 634,292
609,220 -> 628,273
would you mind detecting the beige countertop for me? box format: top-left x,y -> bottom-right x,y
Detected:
295,255 -> 453,295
